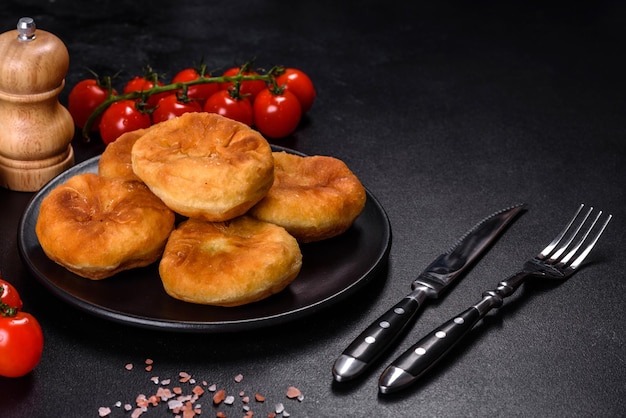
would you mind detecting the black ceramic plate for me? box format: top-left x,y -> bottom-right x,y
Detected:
18,148 -> 391,332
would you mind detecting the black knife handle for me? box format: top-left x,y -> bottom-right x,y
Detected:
378,306 -> 482,393
332,287 -> 430,382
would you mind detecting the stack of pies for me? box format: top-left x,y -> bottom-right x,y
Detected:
36,113 -> 366,306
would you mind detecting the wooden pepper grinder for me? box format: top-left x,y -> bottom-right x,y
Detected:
0,17 -> 74,192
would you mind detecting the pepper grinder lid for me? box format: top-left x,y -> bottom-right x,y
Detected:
0,17 -> 70,96
17,16 -> 37,40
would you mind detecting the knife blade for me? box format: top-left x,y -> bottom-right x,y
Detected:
332,204 -> 525,382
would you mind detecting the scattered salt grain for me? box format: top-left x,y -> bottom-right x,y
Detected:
156,387 -> 173,400
275,403 -> 285,413
125,363 -> 133,371
177,394 -> 193,403
286,386 -> 301,399
213,389 -> 226,405
168,399 -> 184,410
114,401 -> 121,408
136,394 -> 149,407
255,393 -> 265,402
192,385 -> 204,397
234,373 -> 244,382
208,383 -> 217,392
224,395 -> 235,405
98,406 -> 111,417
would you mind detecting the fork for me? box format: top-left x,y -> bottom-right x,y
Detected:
378,204 -> 612,394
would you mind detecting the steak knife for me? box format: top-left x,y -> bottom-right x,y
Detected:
332,204 -> 525,382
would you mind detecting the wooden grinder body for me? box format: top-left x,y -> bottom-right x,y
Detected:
0,20 -> 74,192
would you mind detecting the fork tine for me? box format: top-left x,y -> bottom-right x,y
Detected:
539,204 -> 588,259
548,206 -> 594,262
566,212 -> 612,270
558,210 -> 602,265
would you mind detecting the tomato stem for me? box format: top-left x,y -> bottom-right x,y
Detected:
0,301 -> 18,318
81,72 -> 280,140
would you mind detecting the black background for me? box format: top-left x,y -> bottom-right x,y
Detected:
1,1 -> 625,417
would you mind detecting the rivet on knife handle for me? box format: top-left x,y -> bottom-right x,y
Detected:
332,204 -> 526,383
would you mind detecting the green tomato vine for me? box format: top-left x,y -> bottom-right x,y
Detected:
81,64 -> 286,140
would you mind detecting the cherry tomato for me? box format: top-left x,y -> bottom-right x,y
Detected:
68,79 -> 118,131
172,68 -> 220,106
221,67 -> 266,101
0,277 -> 22,311
276,68 -> 316,113
123,76 -> 168,108
253,89 -> 302,138
152,94 -> 202,124
0,311 -> 44,377
99,100 -> 151,144
204,90 -> 254,126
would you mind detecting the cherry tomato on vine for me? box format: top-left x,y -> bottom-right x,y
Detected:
68,79 -> 118,131
152,94 -> 202,124
99,100 -> 151,144
204,90 -> 254,126
253,89 -> 302,138
0,277 -> 22,311
0,311 -> 44,377
123,76 -> 168,108
172,68 -> 220,106
221,67 -> 266,101
276,68 -> 316,113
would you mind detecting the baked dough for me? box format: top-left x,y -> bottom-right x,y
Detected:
98,128 -> 147,182
36,173 -> 175,280
250,152 -> 367,242
159,216 -> 302,307
131,112 -> 274,221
